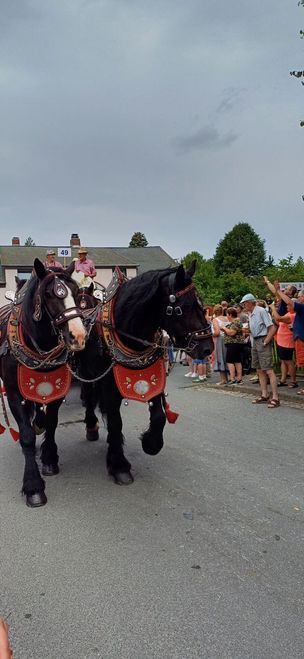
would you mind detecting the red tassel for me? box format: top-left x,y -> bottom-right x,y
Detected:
165,402 -> 179,424
9,428 -> 20,442
0,423 -> 5,434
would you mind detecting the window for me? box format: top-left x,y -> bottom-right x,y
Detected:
17,269 -> 32,280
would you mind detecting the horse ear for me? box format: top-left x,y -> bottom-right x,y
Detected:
88,282 -> 94,295
186,260 -> 196,278
34,258 -> 47,280
65,261 -> 75,276
175,264 -> 186,290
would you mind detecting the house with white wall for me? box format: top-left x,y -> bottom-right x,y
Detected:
0,234 -> 177,306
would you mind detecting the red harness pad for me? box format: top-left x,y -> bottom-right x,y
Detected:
113,358 -> 166,402
18,364 -> 71,404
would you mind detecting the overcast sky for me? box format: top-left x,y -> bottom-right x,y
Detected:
0,0 -> 303,261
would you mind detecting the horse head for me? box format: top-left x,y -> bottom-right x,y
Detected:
75,282 -> 97,312
28,259 -> 87,352
160,260 -> 214,360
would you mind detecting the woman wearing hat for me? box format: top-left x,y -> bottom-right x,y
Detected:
44,249 -> 63,269
74,247 -> 96,278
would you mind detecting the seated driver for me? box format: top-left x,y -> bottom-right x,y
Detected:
74,247 -> 96,278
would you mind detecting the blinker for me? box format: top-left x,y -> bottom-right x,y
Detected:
169,294 -> 176,303
53,277 -> 68,299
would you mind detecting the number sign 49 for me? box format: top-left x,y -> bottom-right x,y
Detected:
58,248 -> 71,257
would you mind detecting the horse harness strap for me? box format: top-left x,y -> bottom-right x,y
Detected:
103,266 -> 126,304
8,305 -> 68,370
166,274 -> 196,317
101,296 -> 163,369
0,304 -> 13,355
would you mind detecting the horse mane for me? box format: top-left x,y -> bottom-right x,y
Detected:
115,266 -> 178,332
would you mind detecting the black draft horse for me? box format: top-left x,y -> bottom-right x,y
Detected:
75,261 -> 214,485
0,259 -> 86,507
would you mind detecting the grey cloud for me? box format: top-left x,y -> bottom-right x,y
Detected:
0,0 -> 41,35
216,87 -> 245,114
0,0 -> 302,263
173,126 -> 238,155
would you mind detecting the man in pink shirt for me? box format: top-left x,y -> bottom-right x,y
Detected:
44,249 -> 63,269
74,247 -> 97,278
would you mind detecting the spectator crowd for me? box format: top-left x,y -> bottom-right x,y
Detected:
178,279 -> 304,409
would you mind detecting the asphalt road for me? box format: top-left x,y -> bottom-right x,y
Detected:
0,366 -> 303,659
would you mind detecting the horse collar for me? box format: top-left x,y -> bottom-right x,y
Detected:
101,296 -> 163,369
8,306 -> 68,371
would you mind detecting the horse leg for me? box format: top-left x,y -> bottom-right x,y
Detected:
102,376 -> 133,485
6,391 -> 47,507
141,394 -> 166,455
40,399 -> 63,476
32,405 -> 46,435
82,384 -> 99,441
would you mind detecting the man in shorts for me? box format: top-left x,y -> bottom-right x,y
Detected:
240,294 -> 279,408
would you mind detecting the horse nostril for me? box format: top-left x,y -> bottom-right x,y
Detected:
69,332 -> 86,350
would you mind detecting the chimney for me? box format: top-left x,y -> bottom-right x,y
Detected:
70,233 -> 80,247
12,237 -> 20,245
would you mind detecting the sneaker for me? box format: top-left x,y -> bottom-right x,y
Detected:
198,375 -> 207,382
184,372 -> 193,377
191,372 -> 198,378
191,377 -> 200,383
234,380 -> 244,385
227,380 -> 237,385
249,376 -> 259,383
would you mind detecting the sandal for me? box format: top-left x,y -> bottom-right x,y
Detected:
288,382 -> 298,388
267,399 -> 280,408
277,381 -> 287,387
252,396 -> 269,404
296,389 -> 304,396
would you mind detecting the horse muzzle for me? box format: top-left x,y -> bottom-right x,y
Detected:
185,326 -> 214,359
69,334 -> 86,352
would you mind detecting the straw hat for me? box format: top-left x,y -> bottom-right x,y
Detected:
78,246 -> 88,254
46,249 -> 55,256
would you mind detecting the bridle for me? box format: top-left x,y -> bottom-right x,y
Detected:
164,273 -> 213,353
7,272 -> 86,371
33,272 -> 83,334
77,289 -> 97,312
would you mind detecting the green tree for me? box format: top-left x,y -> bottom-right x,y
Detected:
213,222 -> 266,277
129,232 -> 148,247
182,251 -> 220,303
24,236 -> 36,246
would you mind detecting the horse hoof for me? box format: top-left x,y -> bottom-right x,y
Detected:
33,423 -> 45,436
141,437 -> 164,456
41,464 -> 60,476
86,427 -> 99,441
113,471 -> 134,485
26,492 -> 47,507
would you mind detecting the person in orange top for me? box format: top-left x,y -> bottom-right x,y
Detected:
270,301 -> 297,387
